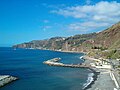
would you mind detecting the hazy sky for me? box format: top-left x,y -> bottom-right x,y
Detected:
0,0 -> 120,46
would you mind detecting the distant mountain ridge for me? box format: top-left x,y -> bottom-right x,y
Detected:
13,22 -> 120,59
13,33 -> 97,51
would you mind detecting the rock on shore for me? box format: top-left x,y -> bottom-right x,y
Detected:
0,75 -> 18,87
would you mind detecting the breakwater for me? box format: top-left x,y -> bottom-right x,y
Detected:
43,58 -> 93,68
0,75 -> 18,87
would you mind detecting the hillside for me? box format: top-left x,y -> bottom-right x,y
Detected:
82,22 -> 120,59
13,22 -> 120,59
82,22 -> 120,50
13,33 -> 96,51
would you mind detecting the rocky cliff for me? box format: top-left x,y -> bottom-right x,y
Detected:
13,33 -> 96,52
13,22 -> 120,59
82,22 -> 120,59
82,22 -> 120,50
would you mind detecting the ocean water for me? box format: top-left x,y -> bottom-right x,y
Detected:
0,47 -> 93,90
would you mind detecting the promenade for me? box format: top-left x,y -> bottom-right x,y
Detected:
87,69 -> 117,90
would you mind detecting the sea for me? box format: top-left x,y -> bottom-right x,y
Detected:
0,47 -> 93,90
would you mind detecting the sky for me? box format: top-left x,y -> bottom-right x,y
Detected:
0,0 -> 120,46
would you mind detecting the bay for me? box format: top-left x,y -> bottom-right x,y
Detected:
0,47 -> 92,90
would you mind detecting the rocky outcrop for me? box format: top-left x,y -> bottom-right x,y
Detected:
0,75 -> 18,87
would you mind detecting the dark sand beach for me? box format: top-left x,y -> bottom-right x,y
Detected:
82,56 -> 119,90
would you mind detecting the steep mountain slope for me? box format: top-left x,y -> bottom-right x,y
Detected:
13,22 -> 120,58
82,22 -> 120,59
13,33 -> 96,51
82,22 -> 120,50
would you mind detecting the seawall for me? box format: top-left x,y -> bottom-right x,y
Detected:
43,58 -> 94,68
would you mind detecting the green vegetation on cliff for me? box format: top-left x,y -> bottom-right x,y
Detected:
82,22 -> 120,59
13,33 -> 96,51
13,22 -> 120,59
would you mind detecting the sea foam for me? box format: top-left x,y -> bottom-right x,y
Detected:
82,73 -> 94,89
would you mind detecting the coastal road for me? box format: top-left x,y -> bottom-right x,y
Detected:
87,69 -> 117,90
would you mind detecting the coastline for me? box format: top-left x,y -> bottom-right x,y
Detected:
81,56 -> 100,90
82,56 -> 118,90
12,48 -> 119,90
25,48 -> 100,90
43,54 -> 100,90
24,48 -> 86,54
83,69 -> 100,90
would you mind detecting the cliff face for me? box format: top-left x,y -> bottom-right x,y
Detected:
13,22 -> 120,58
81,22 -> 120,59
13,37 -> 65,50
13,33 -> 96,51
82,22 -> 120,50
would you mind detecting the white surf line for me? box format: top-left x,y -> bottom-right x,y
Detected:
114,88 -> 118,90
110,71 -> 119,89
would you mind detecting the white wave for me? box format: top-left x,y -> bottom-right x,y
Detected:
80,56 -> 83,59
82,73 -> 94,89
80,56 -> 84,61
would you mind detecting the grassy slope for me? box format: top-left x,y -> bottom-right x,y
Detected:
83,22 -> 120,59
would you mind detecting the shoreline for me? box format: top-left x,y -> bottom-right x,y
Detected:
19,47 -> 86,54
39,49 -> 101,90
83,68 -> 100,90
81,56 -> 100,90
13,48 -> 118,89
43,55 -> 100,90
82,56 -> 119,90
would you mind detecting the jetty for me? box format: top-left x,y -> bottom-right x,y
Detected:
43,58 -> 93,68
0,75 -> 18,87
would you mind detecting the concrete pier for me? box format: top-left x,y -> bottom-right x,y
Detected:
43,58 -> 93,68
